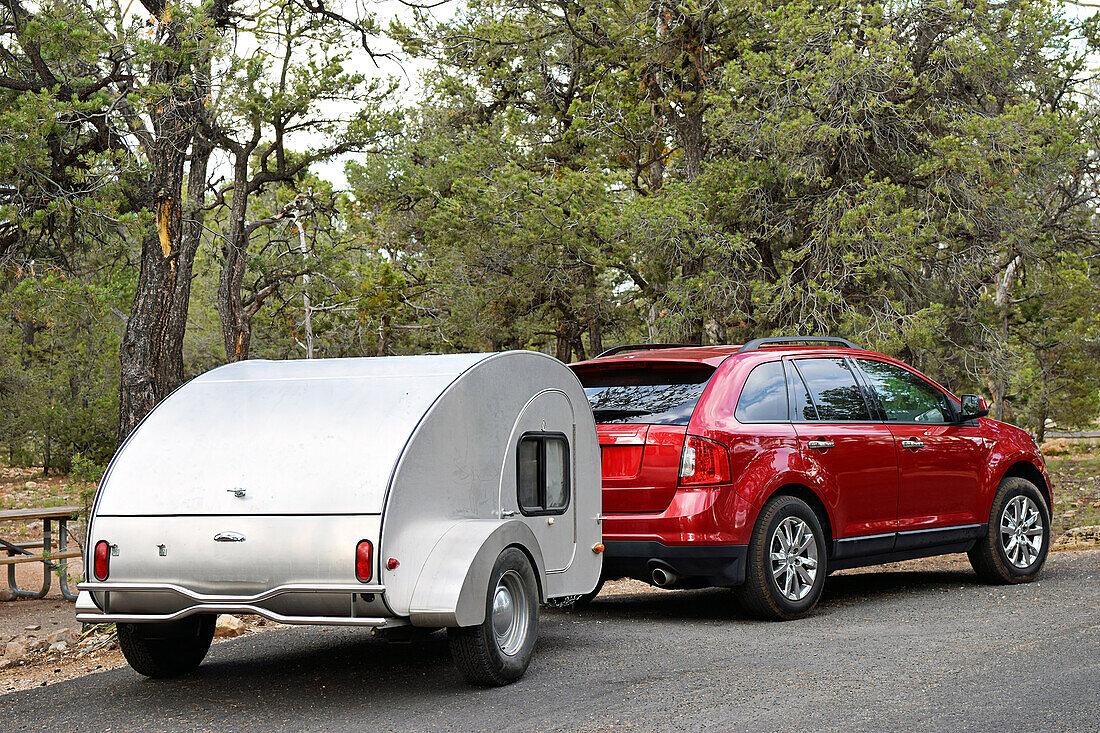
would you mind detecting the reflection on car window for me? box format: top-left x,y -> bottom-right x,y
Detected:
576,365 -> 715,425
857,359 -> 952,424
791,367 -> 818,420
793,358 -> 871,421
736,361 -> 788,422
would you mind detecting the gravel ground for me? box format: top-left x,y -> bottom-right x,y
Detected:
1,549 -> 1098,732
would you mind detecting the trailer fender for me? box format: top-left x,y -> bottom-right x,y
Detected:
408,520 -> 546,628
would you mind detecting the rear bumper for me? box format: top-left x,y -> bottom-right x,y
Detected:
602,541 -> 747,587
75,581 -> 397,627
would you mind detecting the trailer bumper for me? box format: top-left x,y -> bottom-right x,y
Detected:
75,582 -> 397,628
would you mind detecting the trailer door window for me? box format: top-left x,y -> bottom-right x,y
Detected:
517,433 -> 570,515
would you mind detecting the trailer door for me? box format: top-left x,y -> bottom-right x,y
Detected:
506,391 -> 578,573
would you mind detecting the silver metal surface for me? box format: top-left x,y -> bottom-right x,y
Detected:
901,439 -> 926,450
407,520 -> 545,628
77,606 -> 388,627
94,353 -> 490,518
78,581 -> 386,602
85,351 -> 602,630
769,517 -> 819,601
492,570 -> 531,656
1000,495 -> 1043,568
381,351 -> 602,613
807,440 -> 834,450
651,567 -> 678,587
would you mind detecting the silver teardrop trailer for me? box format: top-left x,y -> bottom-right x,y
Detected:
76,351 -> 602,685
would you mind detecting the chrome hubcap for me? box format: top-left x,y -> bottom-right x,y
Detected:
1000,495 -> 1044,569
491,570 -> 529,656
769,517 -> 819,601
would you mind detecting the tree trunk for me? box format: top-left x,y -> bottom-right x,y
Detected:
118,162 -> 190,442
588,321 -> 603,357
216,157 -> 253,362
116,7 -> 212,444
989,254 -> 1021,423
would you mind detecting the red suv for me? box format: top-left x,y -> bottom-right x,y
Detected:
570,337 -> 1052,620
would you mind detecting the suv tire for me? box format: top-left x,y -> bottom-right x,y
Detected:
735,494 -> 827,621
969,477 -> 1050,584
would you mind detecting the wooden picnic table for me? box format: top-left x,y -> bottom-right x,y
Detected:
0,505 -> 82,601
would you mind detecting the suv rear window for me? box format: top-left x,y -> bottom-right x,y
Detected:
574,364 -> 715,425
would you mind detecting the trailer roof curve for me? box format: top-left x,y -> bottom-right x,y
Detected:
96,353 -> 509,517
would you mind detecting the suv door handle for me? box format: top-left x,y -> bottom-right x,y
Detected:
901,439 -> 926,450
806,440 -> 834,450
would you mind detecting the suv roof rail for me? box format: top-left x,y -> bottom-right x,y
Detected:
737,336 -> 862,353
595,343 -> 700,358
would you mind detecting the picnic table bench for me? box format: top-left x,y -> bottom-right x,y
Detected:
0,506 -> 82,601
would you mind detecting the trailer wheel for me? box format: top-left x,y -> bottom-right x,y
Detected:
117,615 -> 215,679
448,547 -> 539,686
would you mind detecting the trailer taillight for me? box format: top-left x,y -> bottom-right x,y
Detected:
678,435 -> 731,486
93,540 -> 110,581
355,540 -> 373,582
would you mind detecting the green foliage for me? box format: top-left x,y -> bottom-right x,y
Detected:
367,0 -> 1100,424
0,267 -> 126,470
1,0 -> 1098,469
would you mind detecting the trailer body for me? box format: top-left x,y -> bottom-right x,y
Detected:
77,351 -> 601,684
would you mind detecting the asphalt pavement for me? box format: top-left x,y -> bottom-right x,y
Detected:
4,550 -> 1099,732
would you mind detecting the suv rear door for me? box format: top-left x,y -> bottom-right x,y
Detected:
852,358 -> 987,536
786,357 -> 899,545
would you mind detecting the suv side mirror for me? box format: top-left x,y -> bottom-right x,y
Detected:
959,394 -> 989,421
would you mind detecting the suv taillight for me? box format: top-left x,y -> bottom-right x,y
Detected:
679,435 -> 731,486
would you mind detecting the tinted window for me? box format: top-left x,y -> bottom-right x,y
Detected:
736,361 -> 789,422
792,358 -> 871,421
857,359 -> 953,424
791,367 -> 818,420
517,433 -> 569,515
576,364 -> 715,425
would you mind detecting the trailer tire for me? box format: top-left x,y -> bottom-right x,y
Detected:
448,547 -> 539,686
117,615 -> 215,679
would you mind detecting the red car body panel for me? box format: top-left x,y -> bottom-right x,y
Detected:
572,344 -> 1051,586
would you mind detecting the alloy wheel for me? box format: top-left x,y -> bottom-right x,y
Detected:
1000,495 -> 1044,569
769,516 -> 819,601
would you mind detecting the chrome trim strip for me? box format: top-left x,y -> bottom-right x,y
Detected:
898,523 -> 984,536
837,524 -> 985,542
836,532 -> 895,543
77,581 -> 386,603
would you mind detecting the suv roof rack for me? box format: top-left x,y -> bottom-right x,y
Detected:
737,336 -> 862,353
595,343 -> 700,358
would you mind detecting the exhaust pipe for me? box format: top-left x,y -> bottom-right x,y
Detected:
651,566 -> 679,587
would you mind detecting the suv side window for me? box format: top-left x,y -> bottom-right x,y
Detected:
790,365 -> 818,420
736,361 -> 789,422
856,359 -> 953,424
791,358 -> 872,421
